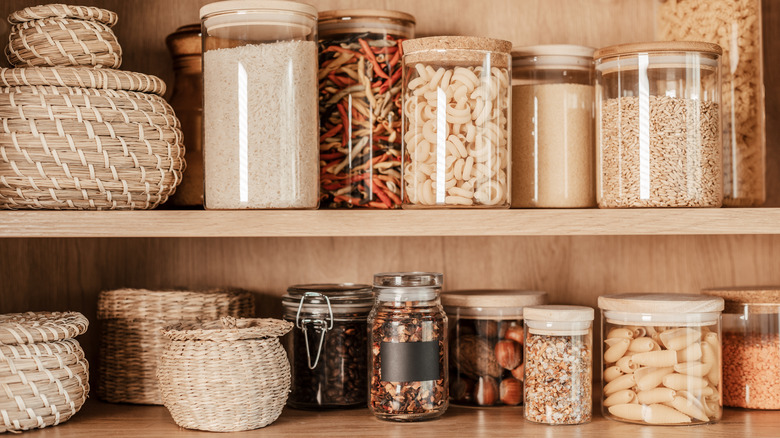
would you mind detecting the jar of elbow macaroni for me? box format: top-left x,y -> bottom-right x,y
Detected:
598,293 -> 724,425
401,36 -> 512,208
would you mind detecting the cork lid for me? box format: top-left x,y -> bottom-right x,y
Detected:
598,293 -> 724,314
404,36 -> 512,55
441,290 -> 546,308
702,287 -> 780,313
318,9 -> 415,24
594,41 -> 722,60
524,305 -> 594,322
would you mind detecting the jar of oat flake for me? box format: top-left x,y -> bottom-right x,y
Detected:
523,305 -> 594,425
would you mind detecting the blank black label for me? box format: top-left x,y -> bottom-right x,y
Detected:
380,341 -> 440,382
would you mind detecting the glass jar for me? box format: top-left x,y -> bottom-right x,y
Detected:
594,41 -> 723,208
702,287 -> 780,409
200,0 -> 319,209
282,284 -> 374,409
511,45 -> 595,208
368,272 -> 448,421
166,24 -> 204,207
656,0 -> 765,207
523,305 -> 594,425
317,10 -> 415,209
401,36 -> 512,208
442,290 -> 547,406
598,293 -> 724,425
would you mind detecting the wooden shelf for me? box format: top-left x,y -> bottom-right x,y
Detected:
0,208 -> 778,238
20,400 -> 780,437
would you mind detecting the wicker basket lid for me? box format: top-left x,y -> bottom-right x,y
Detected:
8,3 -> 119,26
0,311 -> 88,345
97,288 -> 255,320
0,67 -> 167,96
163,317 -> 293,342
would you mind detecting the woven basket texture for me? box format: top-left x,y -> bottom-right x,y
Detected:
6,4 -> 121,68
0,67 -> 185,210
97,289 -> 255,405
0,312 -> 89,433
158,318 -> 293,432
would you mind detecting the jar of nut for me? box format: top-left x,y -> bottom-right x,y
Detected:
368,272 -> 448,421
442,290 -> 547,407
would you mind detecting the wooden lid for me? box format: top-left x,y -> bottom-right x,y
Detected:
403,36 -> 512,55
318,9 -> 415,24
524,305 -> 594,322
701,287 -> 780,313
441,290 -> 546,308
166,24 -> 202,57
598,293 -> 724,314
512,44 -> 594,59
594,41 -> 722,59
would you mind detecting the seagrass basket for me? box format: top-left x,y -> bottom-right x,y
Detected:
97,289 -> 255,405
0,67 -> 186,209
0,312 -> 89,433
158,317 -> 293,432
6,4 -> 122,68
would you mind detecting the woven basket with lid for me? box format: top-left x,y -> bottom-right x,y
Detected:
97,289 -> 255,405
157,317 -> 292,432
0,312 -> 89,433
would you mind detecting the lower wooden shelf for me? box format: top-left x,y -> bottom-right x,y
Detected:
20,400 -> 780,437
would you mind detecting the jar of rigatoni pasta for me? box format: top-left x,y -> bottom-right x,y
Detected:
401,37 -> 512,208
598,293 -> 724,425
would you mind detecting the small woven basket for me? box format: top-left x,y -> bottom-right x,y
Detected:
158,317 -> 293,432
0,312 -> 89,433
0,67 -> 186,210
97,289 -> 255,405
6,4 -> 122,68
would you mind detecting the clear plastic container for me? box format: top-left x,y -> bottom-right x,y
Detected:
702,287 -> 780,409
317,10 -> 415,209
200,0 -> 319,209
594,41 -> 723,208
368,272 -> 448,421
598,293 -> 724,425
401,36 -> 512,208
511,45 -> 595,208
656,0 -> 765,207
282,284 -> 374,409
442,290 -> 546,406
523,305 -> 594,425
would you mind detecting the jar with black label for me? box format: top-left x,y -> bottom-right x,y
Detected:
368,272 -> 448,421
282,284 -> 374,409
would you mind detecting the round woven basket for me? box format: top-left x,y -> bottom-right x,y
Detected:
6,4 -> 122,68
0,312 -> 89,433
97,289 -> 255,405
158,317 -> 293,432
0,67 -> 185,210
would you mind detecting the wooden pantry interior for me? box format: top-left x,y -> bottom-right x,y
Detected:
0,0 -> 779,436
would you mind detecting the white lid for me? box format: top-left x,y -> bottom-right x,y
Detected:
598,293 -> 724,314
523,305 -> 594,322
200,0 -> 317,19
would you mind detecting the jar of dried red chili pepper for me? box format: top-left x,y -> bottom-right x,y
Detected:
368,272 -> 448,421
317,10 -> 415,209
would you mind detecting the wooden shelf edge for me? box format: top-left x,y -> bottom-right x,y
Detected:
0,208 -> 778,238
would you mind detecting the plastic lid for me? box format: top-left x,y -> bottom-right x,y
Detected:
524,305 -> 594,322
598,293 -> 724,313
441,290 -> 546,308
373,272 -> 442,302
200,0 -> 317,19
318,9 -> 415,23
594,41 -> 722,60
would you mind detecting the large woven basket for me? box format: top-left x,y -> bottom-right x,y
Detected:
158,317 -> 293,432
97,289 -> 255,405
6,4 -> 122,68
0,312 -> 89,433
0,67 -> 185,209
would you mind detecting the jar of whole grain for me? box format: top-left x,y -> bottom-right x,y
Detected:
511,45 -> 595,208
594,41 -> 723,208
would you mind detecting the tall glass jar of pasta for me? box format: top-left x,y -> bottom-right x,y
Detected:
598,293 -> 724,425
657,0 -> 766,206
317,10 -> 415,209
401,37 -> 512,208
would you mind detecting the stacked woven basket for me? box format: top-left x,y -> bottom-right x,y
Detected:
0,4 -> 185,209
0,312 -> 89,433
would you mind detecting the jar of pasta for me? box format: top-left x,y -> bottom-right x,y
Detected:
511,45 -> 595,208
368,272 -> 448,421
401,36 -> 512,208
702,287 -> 780,409
657,0 -> 765,207
523,305 -> 594,425
594,41 -> 723,208
442,290 -> 547,407
598,293 -> 724,425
